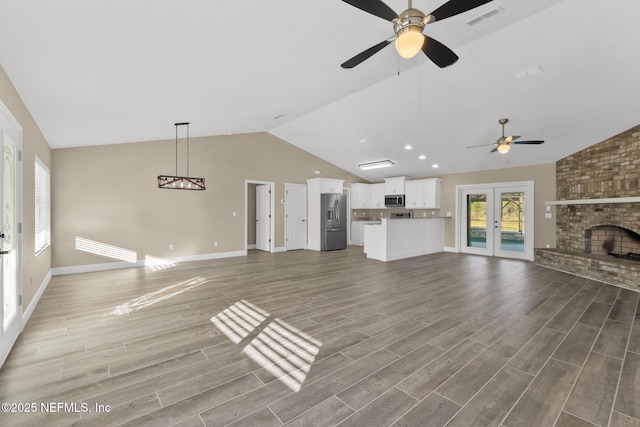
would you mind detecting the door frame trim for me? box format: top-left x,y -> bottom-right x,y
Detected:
245,180 -> 275,253
455,181 -> 534,260
0,99 -> 24,368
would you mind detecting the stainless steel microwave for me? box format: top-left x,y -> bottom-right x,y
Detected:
384,194 -> 405,207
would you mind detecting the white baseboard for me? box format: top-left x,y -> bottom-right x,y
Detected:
274,246 -> 286,253
247,244 -> 256,250
52,250 -> 248,276
444,246 -> 458,253
22,269 -> 52,327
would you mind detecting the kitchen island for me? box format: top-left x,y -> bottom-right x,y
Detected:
363,217 -> 445,261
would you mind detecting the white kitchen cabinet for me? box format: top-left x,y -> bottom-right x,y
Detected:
405,178 -> 441,209
351,220 -> 364,246
318,178 -> 344,194
364,218 -> 444,262
370,183 -> 387,209
405,180 -> 423,208
384,176 -> 406,195
423,178 -> 441,209
350,183 -> 371,209
306,178 -> 345,251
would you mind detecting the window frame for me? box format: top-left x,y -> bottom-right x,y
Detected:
34,156 -> 50,256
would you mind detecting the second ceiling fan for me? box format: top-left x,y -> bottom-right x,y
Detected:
341,0 -> 493,69
467,118 -> 545,154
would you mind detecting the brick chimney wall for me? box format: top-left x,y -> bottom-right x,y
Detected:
556,124 -> 640,252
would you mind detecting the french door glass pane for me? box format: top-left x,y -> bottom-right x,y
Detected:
3,136 -> 17,331
466,194 -> 487,248
499,191 -> 525,253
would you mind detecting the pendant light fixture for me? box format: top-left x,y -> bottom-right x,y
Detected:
157,122 -> 205,191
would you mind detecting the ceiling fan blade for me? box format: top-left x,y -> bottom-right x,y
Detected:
504,135 -> 520,143
514,140 -> 545,144
341,39 -> 392,69
466,143 -> 496,148
342,0 -> 398,21
490,146 -> 499,153
429,0 -> 493,22
421,36 -> 458,68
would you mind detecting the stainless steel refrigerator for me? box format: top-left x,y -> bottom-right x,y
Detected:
320,193 -> 347,251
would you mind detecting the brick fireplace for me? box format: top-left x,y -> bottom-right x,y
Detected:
535,124 -> 640,290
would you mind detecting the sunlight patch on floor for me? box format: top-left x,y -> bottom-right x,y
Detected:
210,301 -> 322,392
107,277 -> 208,316
210,300 -> 270,344
144,255 -> 178,272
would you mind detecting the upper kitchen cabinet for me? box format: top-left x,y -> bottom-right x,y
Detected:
308,178 -> 345,194
405,178 -> 441,209
384,177 -> 406,195
424,178 -> 441,209
351,183 -> 371,209
370,183 -> 387,209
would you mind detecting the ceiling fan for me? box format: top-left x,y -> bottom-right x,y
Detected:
340,0 -> 493,69
467,118 -> 545,154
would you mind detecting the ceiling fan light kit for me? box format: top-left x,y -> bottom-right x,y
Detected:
341,0 -> 493,69
496,143 -> 511,154
393,7 -> 430,59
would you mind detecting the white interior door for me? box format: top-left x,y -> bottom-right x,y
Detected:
285,184 -> 306,250
1,110 -> 22,367
256,185 -> 271,252
459,182 -> 534,260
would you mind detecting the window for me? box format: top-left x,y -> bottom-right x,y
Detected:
35,157 -> 50,254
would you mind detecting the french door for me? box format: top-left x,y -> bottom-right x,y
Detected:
1,104 -> 22,367
459,182 -> 533,260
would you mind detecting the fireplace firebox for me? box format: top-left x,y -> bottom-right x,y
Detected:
585,225 -> 640,261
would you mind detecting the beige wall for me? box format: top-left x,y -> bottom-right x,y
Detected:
52,132 -> 363,268
0,65 -> 52,310
438,163 -> 557,249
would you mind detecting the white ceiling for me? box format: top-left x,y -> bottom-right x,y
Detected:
1,0 -> 640,181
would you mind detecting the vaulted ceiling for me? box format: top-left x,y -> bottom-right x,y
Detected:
1,0 -> 639,181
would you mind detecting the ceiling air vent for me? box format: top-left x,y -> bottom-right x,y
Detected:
466,7 -> 503,26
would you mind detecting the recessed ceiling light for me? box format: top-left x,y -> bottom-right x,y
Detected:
404,144 -> 412,150
419,154 -> 426,160
432,164 -> 439,168
359,160 -> 394,170
359,138 -> 367,143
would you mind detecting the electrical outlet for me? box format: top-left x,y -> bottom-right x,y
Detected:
214,241 -> 218,247
232,211 -> 236,217
169,244 -> 174,250
546,244 -> 551,248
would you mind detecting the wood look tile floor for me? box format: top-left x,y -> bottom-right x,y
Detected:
1,247 -> 639,427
